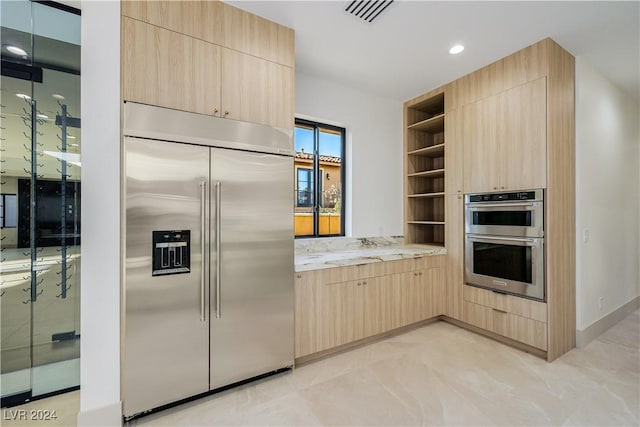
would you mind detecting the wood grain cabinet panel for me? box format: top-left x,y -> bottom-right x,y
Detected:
221,2 -> 294,67
294,260 -> 444,358
122,0 -> 224,46
500,77 -> 547,191
122,17 -> 221,116
463,77 -> 547,193
222,48 -> 294,129
444,194 -> 464,320
462,301 -> 547,350
463,285 -> 547,323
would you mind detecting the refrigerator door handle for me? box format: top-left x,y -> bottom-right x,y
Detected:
200,181 -> 207,322
215,181 -> 222,318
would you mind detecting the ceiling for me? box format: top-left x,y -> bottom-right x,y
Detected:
227,1 -> 640,103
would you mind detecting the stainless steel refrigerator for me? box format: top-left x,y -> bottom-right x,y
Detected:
122,102 -> 294,419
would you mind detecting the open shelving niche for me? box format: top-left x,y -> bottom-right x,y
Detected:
405,92 -> 445,246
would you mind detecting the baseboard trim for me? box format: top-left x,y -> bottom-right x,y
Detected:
441,316 -> 548,359
576,296 -> 640,348
295,317 -> 442,366
77,401 -> 122,427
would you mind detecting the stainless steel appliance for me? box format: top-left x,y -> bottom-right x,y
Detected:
122,102 -> 294,419
464,190 -> 545,301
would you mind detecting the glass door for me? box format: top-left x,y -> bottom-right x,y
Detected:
1,0 -> 81,406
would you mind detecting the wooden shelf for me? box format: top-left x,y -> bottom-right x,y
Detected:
408,113 -> 444,133
407,192 -> 445,198
405,92 -> 446,246
407,143 -> 445,158
408,168 -> 445,178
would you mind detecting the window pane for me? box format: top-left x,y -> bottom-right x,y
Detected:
318,128 -> 342,236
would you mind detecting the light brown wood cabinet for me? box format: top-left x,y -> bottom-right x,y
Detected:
462,301 -> 547,350
122,17 -> 222,116
444,194 -> 464,320
463,77 -> 547,193
122,0 -> 294,68
122,18 -> 294,129
121,1 -> 294,129
296,275 -> 389,357
405,38 -> 575,361
462,285 -> 548,350
294,257 -> 444,359
221,49 -> 294,129
122,0 -> 224,45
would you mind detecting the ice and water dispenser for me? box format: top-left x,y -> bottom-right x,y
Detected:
152,230 -> 191,276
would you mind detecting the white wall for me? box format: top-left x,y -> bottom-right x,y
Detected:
78,1 -> 122,425
575,56 -> 640,332
296,71 -> 403,238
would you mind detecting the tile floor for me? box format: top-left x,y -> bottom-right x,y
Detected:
4,309 -> 639,426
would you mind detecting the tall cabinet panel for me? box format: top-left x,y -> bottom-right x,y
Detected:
500,77 -> 547,191
210,148 -> 294,389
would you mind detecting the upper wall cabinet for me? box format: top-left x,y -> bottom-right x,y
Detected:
463,77 -> 547,193
122,0 -> 224,45
121,1 -> 295,129
122,17 -> 222,117
222,49 -> 294,129
121,0 -> 295,68
221,3 -> 295,67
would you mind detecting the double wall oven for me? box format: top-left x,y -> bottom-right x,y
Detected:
464,189 -> 545,301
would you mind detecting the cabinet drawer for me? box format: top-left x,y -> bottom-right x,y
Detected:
463,285 -> 547,323
462,301 -> 547,350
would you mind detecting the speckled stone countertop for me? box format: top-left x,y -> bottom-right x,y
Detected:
295,236 -> 446,272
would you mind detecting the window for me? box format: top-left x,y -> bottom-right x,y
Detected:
294,118 -> 345,238
296,168 -> 313,207
1,194 -> 17,228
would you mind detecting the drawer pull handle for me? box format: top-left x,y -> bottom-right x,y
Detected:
492,308 -> 508,314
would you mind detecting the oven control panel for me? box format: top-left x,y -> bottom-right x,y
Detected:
468,190 -> 540,203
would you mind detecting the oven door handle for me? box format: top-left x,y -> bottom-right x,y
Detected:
467,202 -> 536,209
468,235 -> 538,244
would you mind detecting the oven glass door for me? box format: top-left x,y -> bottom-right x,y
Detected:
465,235 -> 544,301
465,201 -> 543,237
472,240 -> 532,284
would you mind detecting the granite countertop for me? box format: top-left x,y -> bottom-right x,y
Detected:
295,236 -> 446,272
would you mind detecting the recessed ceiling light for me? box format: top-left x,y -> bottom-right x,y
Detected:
16,93 -> 31,100
6,45 -> 27,56
52,94 -> 65,100
37,113 -> 49,119
449,44 -> 465,55
67,135 -> 76,139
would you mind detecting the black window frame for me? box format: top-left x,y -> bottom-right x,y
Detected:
294,118 -> 346,238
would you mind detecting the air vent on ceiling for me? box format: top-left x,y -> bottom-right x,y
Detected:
345,0 -> 394,23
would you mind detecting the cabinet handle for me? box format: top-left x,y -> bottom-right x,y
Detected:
296,274 -> 302,279
493,187 -> 498,190
357,282 -> 362,286
362,281 -> 367,285
501,186 -> 505,190
224,111 -> 230,117
419,272 -> 423,276
213,108 -> 219,115
492,308 -> 508,314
